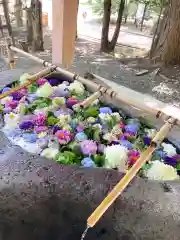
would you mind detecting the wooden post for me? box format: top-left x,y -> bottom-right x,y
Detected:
52,0 -> 78,68
6,38 -> 15,70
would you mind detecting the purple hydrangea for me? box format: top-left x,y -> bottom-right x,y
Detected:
124,124 -> 139,135
99,107 -> 112,114
80,140 -> 97,156
19,121 -> 35,131
81,157 -> 96,167
163,156 -> 178,167
23,133 -> 38,143
143,136 -> 151,145
120,140 -> 133,150
48,78 -> 60,86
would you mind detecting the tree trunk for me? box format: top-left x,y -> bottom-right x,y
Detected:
140,3 -> 148,31
100,0 -> 125,53
150,0 -> 180,65
100,0 -> 111,52
31,0 -> 44,52
14,0 -> 23,27
2,0 -> 15,45
26,8 -> 33,45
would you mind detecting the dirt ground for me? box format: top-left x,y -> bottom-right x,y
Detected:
0,27 -> 180,107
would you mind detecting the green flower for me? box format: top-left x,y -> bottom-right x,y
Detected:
47,116 -> 59,126
28,83 -> 38,93
56,151 -> 80,165
93,154 -> 105,167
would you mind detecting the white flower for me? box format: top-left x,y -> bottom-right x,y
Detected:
161,143 -> 177,156
20,73 -> 31,85
103,133 -> 117,142
4,112 -> 20,130
144,160 -> 179,181
87,117 -> 96,123
1,96 -> 12,105
68,81 -> 85,95
145,128 -> 157,138
104,145 -> 128,171
41,148 -> 59,159
111,124 -> 123,136
99,113 -> 111,123
93,124 -> 102,131
58,114 -> 71,126
111,112 -> 122,121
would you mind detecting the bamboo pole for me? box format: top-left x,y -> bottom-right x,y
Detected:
86,117 -> 176,228
0,67 -> 56,100
6,38 -> 15,70
8,45 -> 180,127
75,89 -> 106,109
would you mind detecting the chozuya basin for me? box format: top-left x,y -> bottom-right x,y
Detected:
0,69 -> 180,240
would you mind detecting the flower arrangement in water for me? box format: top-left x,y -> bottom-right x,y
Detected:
0,75 -> 180,181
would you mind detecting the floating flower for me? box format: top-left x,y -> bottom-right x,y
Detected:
124,124 -> 138,135
53,86 -> 70,98
66,97 -> 78,109
34,112 -> 47,126
99,113 -> 111,123
52,97 -> 66,107
144,128 -> 157,138
4,112 -> 20,129
6,100 -> 18,109
143,136 -> 151,145
1,96 -> 12,105
37,78 -> 47,86
41,147 -> 59,159
76,124 -> 85,132
11,89 -> 27,101
97,143 -> 105,153
144,160 -> 179,180
58,114 -> 71,127
62,81 -> 70,86
120,140 -> 133,150
111,124 -> 123,137
48,78 -> 60,86
2,87 -> 11,94
103,133 -> 117,142
19,121 -> 35,131
80,140 -> 97,156
27,93 -> 38,103
104,145 -> 128,171
20,73 -> 31,85
75,132 -> 88,142
81,157 -> 96,167
161,143 -> 177,157
163,156 -> 178,167
155,149 -> 167,159
68,81 -> 85,95
127,150 -> 140,166
53,125 -> 61,134
22,133 -> 38,143
111,112 -> 122,122
55,130 -> 72,144
99,107 -> 112,114
87,117 -> 96,124
3,107 -> 12,114
34,126 -> 48,134
36,82 -> 53,98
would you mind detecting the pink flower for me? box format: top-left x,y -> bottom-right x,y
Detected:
37,78 -> 47,86
6,100 -> 18,109
76,124 -> 85,132
55,130 -> 72,144
34,126 -> 48,134
128,150 -> 140,166
80,140 -> 97,156
34,113 -> 47,126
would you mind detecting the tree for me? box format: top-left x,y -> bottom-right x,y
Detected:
101,0 -> 125,53
2,0 -> 15,45
150,0 -> 180,65
14,0 -> 23,27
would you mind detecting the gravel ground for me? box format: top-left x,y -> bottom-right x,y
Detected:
1,37 -> 180,107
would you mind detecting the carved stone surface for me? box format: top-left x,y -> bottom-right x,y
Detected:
0,69 -> 180,240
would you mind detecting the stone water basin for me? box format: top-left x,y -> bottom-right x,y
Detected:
0,70 -> 179,240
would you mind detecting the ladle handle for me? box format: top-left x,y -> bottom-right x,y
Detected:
87,118 -> 175,228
